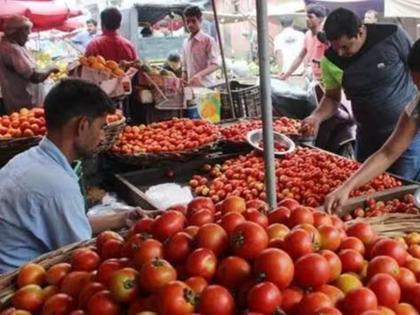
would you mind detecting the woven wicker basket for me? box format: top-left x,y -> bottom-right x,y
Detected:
96,117 -> 126,153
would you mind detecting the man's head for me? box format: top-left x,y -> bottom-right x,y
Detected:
184,6 -> 202,35
408,39 -> 420,87
324,8 -> 366,58
4,15 -> 33,46
86,19 -> 97,34
100,7 -> 122,32
44,79 -> 114,160
167,52 -> 181,70
306,3 -> 327,32
364,10 -> 378,24
280,16 -> 294,29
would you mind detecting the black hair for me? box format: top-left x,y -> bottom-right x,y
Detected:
141,26 -> 153,38
307,3 -> 328,18
86,19 -> 97,26
280,16 -> 294,28
101,7 -> 122,31
44,79 -> 114,130
167,52 -> 181,62
184,6 -> 202,19
324,7 -> 362,41
408,39 -> 420,72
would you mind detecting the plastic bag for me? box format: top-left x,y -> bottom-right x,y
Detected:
145,183 -> 194,211
87,192 -> 133,217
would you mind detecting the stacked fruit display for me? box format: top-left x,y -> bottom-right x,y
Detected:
5,196 -> 420,315
220,117 -> 301,142
78,55 -> 125,77
189,149 -> 401,206
0,107 -> 46,139
106,110 -> 125,124
111,118 -> 220,155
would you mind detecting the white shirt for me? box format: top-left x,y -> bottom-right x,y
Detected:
274,27 -> 305,74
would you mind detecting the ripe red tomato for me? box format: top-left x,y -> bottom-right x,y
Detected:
299,292 -> 333,315
220,212 -> 246,235
139,258 -> 177,293
318,225 -> 341,251
122,233 -> 151,258
166,203 -> 188,216
230,221 -> 268,260
281,287 -> 304,314
78,282 -> 106,309
404,283 -> 420,311
393,303 -> 419,315
163,231 -> 193,263
158,281 -> 196,315
199,285 -> 235,315
185,276 -> 208,295
367,273 -> 401,308
96,231 -> 124,256
195,223 -> 229,256
340,236 -> 366,255
17,263 -> 46,288
247,282 -> 282,314
71,248 -> 100,272
294,253 -> 330,288
267,223 -> 289,241
320,250 -> 342,282
246,199 -> 269,213
46,263 -> 72,286
109,267 -> 139,303
267,206 -> 291,225
371,239 -> 408,266
96,259 -> 125,286
346,222 -> 375,245
60,271 -> 91,299
339,249 -> 364,273
187,197 -> 215,216
133,238 -> 163,269
42,293 -> 75,315
317,284 -> 345,305
254,248 -> 294,290
283,228 -> 314,260
221,196 -> 246,214
216,256 -> 251,288
127,296 -> 158,314
242,209 -> 269,229
152,210 -> 186,241
185,248 -> 217,281
12,284 -> 45,312
314,307 -> 343,315
288,206 -> 314,227
343,287 -> 378,315
277,198 -> 300,210
130,217 -> 153,235
367,255 -> 400,279
100,239 -> 123,259
396,267 -> 417,291
313,211 -> 333,227
184,225 -> 199,238
188,209 -> 214,226
87,290 -> 120,315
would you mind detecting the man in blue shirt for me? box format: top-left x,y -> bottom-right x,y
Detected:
71,19 -> 98,52
0,79 -> 145,273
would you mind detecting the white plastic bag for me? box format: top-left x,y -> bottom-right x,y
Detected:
145,183 -> 194,211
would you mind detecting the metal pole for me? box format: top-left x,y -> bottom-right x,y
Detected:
256,0 -> 277,209
210,0 -> 236,118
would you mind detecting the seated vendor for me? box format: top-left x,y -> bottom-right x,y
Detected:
162,52 -> 182,78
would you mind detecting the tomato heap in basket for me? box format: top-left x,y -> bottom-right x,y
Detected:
7,196 -> 420,315
258,139 -> 289,152
0,107 -> 46,139
111,118 -> 219,155
106,110 -> 124,124
221,117 -> 301,142
190,148 -> 401,207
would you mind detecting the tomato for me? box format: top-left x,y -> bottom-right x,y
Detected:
195,223 -> 229,256
343,287 -> 378,315
331,215 -> 345,230
246,199 -> 269,213
267,206 -> 291,225
17,263 -> 46,288
277,198 -> 300,210
367,273 -> 401,308
199,285 -> 235,315
187,197 -> 215,216
283,228 -> 314,260
122,232 -> 151,258
130,217 -> 154,235
186,248 -> 217,281
294,253 -> 330,288
247,282 -> 281,314
346,222 -> 375,245
96,231 -> 124,256
393,303 -> 419,315
230,221 -> 268,260
167,203 -> 188,216
133,238 -> 163,269
101,239 -> 123,259
408,244 -> 420,259
313,211 -> 333,227
78,282 -> 106,309
12,284 -> 44,312
96,259 -> 125,286
242,209 -> 269,229
152,210 -> 186,241
339,249 -> 364,273
320,250 -> 342,282
318,284 -> 345,305
43,285 -> 59,301
42,293 -> 75,315
127,296 -> 158,314
267,223 -> 289,240
254,248 -> 294,290
405,283 -> 420,311
60,271 -> 91,299
109,267 -> 139,303
299,292 -> 333,315
405,258 -> 420,276
163,232 -> 193,263
46,263 -> 72,286
288,206 -> 314,227
71,248 -> 100,272
340,236 -> 366,255
397,267 -> 417,291
87,290 -> 121,315
158,281 -> 196,315
367,256 -> 400,279
185,276 -> 208,295
221,196 -> 246,214
216,256 -> 251,288
314,307 -> 343,315
220,212 -> 246,235
371,239 -> 408,266
139,258 -> 177,293
188,209 -> 215,226
281,287 -> 304,314
184,226 -> 200,238
334,273 -> 362,294
318,225 -> 341,251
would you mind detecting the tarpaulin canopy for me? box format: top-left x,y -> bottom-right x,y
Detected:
316,0 -> 383,17
384,0 -> 420,18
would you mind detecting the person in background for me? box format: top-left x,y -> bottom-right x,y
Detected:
85,7 -> 137,63
182,5 -> 220,87
325,39 -> 420,212
279,3 -> 328,81
0,15 -> 59,114
140,24 -> 153,38
364,9 -> 379,24
0,79 -> 152,273
274,15 -> 305,76
162,52 -> 182,78
71,19 -> 98,52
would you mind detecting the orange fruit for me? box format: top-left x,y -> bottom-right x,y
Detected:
113,68 -> 125,77
91,62 -> 106,71
87,56 -> 97,65
106,60 -> 119,70
96,55 -> 106,65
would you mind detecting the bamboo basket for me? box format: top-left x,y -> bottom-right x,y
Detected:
95,116 -> 126,153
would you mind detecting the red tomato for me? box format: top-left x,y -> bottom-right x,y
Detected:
339,249 -> 364,273
246,199 -> 269,213
346,222 -> 375,245
188,209 -> 214,226
396,267 -> 417,291
367,273 -> 401,308
371,239 -> 408,266
343,287 -> 378,315
393,303 -> 419,315
230,221 -> 269,260
242,209 -> 269,229
281,287 -> 304,314
220,212 -> 246,235
163,232 -> 193,263
221,196 -> 246,214
46,263 -> 72,286
186,248 -> 217,281
317,284 -> 345,305
216,256 -> 251,288
405,283 -> 420,311
96,231 -> 124,256
247,282 -> 282,314
127,296 -> 158,314
320,250 -> 342,282
139,258 -> 177,293
101,239 -> 123,259
12,284 -> 45,312
318,225 -> 341,251
71,248 -> 100,272
185,276 -> 208,295
277,198 -> 300,210
283,228 -> 314,260
152,210 -> 186,241
313,211 -> 333,227
314,307 -> 343,315
97,259 -> 124,286
294,253 -> 330,288
130,217 -> 154,235
166,203 -> 188,216
268,206 -> 291,225
195,223 -> 229,256
78,282 -> 106,309
60,271 -> 91,299
288,206 -> 314,227
17,263 -> 46,288
158,281 -> 196,315
122,233 -> 151,258
187,197 -> 215,216
133,239 -> 163,269
340,236 -> 366,255
199,285 -> 235,315
254,248 -> 294,290
408,244 -> 420,259
367,256 -> 400,279
42,293 -> 75,315
87,290 -> 120,315
109,267 -> 139,303
184,225 -> 200,238
267,223 -> 289,240
299,292 -> 333,315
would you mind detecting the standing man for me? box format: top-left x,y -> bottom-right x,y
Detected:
85,7 -> 137,63
301,8 -> 420,179
182,6 -> 220,87
274,16 -> 305,76
0,15 -> 59,114
71,19 -> 98,52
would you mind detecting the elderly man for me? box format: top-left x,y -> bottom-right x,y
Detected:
0,15 -> 59,113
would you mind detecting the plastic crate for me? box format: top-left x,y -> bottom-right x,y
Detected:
219,81 -> 261,119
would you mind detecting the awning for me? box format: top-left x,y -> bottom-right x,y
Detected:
384,0 -> 420,18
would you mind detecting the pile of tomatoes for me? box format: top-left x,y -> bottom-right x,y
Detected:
220,117 -> 301,142
106,110 -> 124,124
190,148 -> 401,207
111,118 -> 220,155
6,196 -> 420,315
0,107 -> 46,139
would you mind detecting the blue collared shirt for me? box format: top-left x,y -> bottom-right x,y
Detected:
0,137 -> 92,273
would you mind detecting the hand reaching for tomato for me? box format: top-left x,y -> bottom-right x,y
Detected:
124,208 -> 163,227
300,115 -> 320,137
324,185 -> 352,214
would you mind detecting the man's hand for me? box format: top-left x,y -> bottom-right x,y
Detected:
324,186 -> 351,214
189,74 -> 202,86
278,72 -> 289,80
123,208 -> 164,227
300,115 -> 321,137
